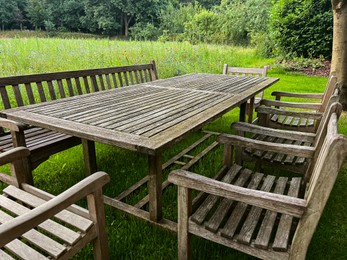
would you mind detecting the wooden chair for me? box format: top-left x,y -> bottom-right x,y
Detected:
257,73 -> 338,133
169,111 -> 347,260
223,64 -> 268,123
231,98 -> 342,175
0,147 -> 110,259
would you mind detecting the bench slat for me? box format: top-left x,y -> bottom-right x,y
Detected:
12,85 -> 24,107
83,76 -> 91,93
66,78 -> 75,96
47,80 -> 57,100
24,83 -> 36,104
36,82 -> 47,102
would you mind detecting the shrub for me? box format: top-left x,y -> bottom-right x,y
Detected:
270,0 -> 333,58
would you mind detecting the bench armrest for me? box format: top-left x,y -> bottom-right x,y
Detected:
168,169 -> 306,218
231,122 -> 316,142
0,171 -> 110,247
260,99 -> 322,110
271,91 -> 323,99
217,134 -> 315,158
255,106 -> 323,119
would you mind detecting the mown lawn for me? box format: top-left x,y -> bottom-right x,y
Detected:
0,36 -> 346,259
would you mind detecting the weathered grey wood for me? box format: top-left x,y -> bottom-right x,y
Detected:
148,154 -> 162,221
169,110 -> 347,260
253,177 -> 288,249
0,149 -> 110,260
3,185 -> 93,232
272,177 -> 301,251
232,102 -> 341,175
190,165 -> 242,225
220,172 -> 263,239
236,175 -> 276,244
0,61 -> 158,174
258,74 -> 338,133
2,73 -> 278,226
178,186 -> 192,260
223,65 -> 268,123
204,169 -> 252,232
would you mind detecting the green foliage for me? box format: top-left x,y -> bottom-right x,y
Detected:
26,0 -> 51,30
216,0 -> 272,45
159,2 -> 199,41
184,9 -> 220,44
271,0 -> 333,58
130,22 -> 159,40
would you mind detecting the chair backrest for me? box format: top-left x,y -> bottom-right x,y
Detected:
302,101 -> 342,184
223,64 -> 268,77
290,112 -> 347,259
319,72 -> 337,112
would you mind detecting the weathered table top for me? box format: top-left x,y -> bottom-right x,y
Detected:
2,73 -> 278,155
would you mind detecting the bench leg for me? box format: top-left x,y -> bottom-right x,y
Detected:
82,139 -> 97,176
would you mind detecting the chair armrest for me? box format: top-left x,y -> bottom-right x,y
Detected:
231,122 -> 316,142
0,147 -> 30,166
0,118 -> 26,132
168,169 -> 306,218
260,99 -> 322,110
255,106 -> 323,119
217,134 -> 315,158
271,91 -> 323,99
0,171 -> 110,247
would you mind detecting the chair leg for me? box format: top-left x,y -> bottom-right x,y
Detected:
88,189 -> 109,260
178,186 -> 192,260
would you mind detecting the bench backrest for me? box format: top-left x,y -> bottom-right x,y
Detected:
0,60 -> 158,110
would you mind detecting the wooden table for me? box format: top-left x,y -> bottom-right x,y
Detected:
1,73 -> 278,230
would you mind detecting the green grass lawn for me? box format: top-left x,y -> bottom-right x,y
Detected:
0,36 -> 346,259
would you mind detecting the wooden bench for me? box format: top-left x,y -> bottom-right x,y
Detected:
0,147 -> 110,259
0,61 -> 158,174
223,65 -> 268,123
257,73 -> 337,133
169,110 -> 347,260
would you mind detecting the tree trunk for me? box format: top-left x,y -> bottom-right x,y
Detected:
331,0 -> 347,110
123,14 -> 133,39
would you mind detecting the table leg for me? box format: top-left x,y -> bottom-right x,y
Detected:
148,154 -> 162,222
248,97 -> 255,123
239,102 -> 246,122
82,139 -> 97,176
